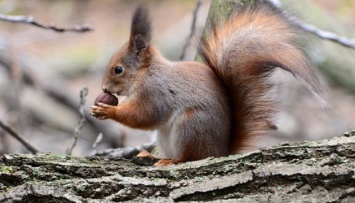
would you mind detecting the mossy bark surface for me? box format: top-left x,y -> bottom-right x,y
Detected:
1,133 -> 355,202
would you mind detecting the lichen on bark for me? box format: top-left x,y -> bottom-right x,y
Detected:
0,133 -> 354,202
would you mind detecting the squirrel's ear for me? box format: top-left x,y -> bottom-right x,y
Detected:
129,6 -> 151,58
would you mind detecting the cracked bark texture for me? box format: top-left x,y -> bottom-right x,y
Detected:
0,133 -> 355,202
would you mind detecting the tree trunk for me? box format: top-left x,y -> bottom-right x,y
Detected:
1,133 -> 354,202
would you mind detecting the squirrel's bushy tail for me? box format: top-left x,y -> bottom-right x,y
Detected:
198,1 -> 322,153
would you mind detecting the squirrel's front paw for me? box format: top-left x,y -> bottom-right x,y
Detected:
91,103 -> 116,120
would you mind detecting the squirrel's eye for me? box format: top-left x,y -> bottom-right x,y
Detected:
114,66 -> 124,75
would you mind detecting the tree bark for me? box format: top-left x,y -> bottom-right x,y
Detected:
0,133 -> 354,202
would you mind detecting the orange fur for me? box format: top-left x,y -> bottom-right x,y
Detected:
198,1 -> 320,152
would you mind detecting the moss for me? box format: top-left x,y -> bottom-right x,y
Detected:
0,166 -> 13,174
168,167 -> 177,178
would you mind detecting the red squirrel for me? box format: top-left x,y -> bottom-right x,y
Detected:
91,1 -> 322,166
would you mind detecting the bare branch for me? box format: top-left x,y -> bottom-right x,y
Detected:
0,53 -> 122,146
180,0 -> 202,60
292,18 -> 355,49
92,133 -> 103,149
91,143 -> 156,159
267,0 -> 355,49
66,87 -> 89,156
0,119 -> 39,154
1,133 -> 354,202
0,13 -> 93,33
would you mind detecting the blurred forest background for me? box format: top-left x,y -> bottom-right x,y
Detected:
0,0 -> 354,156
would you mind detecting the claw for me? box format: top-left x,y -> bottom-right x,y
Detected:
97,102 -> 110,108
90,103 -> 117,121
137,150 -> 156,158
154,159 -> 182,167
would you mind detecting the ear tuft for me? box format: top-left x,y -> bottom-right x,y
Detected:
129,5 -> 152,56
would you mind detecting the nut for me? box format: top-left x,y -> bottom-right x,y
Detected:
94,92 -> 118,106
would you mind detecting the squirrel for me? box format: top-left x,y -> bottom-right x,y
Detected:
91,1 -> 323,166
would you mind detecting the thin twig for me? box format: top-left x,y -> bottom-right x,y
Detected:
0,119 -> 39,154
0,13 -> 93,33
292,18 -> 355,49
66,87 -> 89,156
92,133 -> 103,149
267,0 -> 355,49
0,53 -> 121,145
91,143 -> 156,159
180,0 -> 202,60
